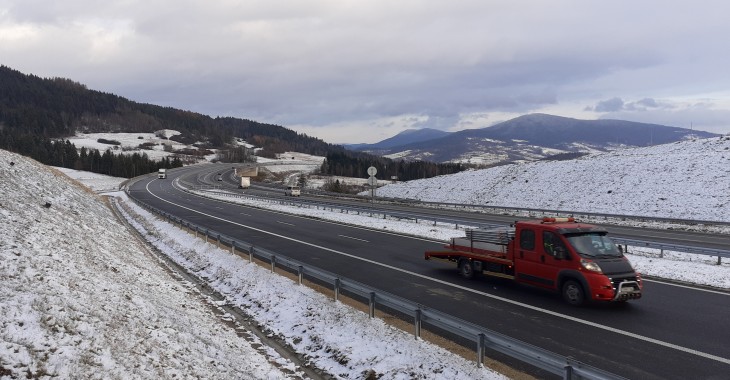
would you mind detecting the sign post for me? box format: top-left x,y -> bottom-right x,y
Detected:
366,166 -> 377,199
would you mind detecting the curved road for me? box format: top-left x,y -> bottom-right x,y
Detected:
129,166 -> 730,379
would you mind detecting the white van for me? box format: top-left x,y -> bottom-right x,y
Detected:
158,168 -> 167,179
285,186 -> 301,196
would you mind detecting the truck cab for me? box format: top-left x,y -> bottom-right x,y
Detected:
513,218 -> 642,304
158,168 -> 167,179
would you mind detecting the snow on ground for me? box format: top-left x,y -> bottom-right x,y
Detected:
0,150 -> 295,379
66,131 -> 191,161
305,175 -> 392,190
257,153 -> 325,174
373,136 -> 730,222
275,152 -> 326,164
54,167 -> 125,192
116,193 -> 502,379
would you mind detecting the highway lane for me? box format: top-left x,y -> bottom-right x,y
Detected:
129,170 -> 730,379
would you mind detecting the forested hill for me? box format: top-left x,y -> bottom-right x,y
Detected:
0,65 -> 467,180
0,65 -> 340,157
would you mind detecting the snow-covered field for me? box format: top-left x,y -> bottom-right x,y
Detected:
66,131 -> 189,161
373,136 -> 730,222
255,152 -> 325,174
2,151 -> 504,379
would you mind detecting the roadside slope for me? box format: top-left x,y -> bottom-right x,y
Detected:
0,150 -> 294,379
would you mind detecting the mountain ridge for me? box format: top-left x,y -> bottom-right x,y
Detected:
349,113 -> 718,164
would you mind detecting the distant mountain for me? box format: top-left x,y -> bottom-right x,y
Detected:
347,128 -> 451,151
357,113 -> 719,165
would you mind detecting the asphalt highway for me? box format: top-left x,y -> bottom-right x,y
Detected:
128,166 -> 730,379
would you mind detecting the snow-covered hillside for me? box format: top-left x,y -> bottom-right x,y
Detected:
375,137 -> 730,222
0,151 -> 293,378
67,131 -> 193,161
1,150 -> 504,379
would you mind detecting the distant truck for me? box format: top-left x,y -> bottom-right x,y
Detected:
425,217 -> 642,305
239,177 -> 251,189
285,186 -> 301,196
158,168 -> 167,179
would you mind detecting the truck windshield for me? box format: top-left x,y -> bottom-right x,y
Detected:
565,233 -> 623,258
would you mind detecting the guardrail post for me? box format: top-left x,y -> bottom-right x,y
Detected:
563,358 -> 575,380
270,255 -> 276,273
298,265 -> 304,285
414,309 -> 422,339
477,333 -> 485,368
334,278 -> 341,301
368,292 -> 376,318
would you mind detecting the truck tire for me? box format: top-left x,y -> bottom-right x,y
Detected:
459,260 -> 475,279
562,280 -> 585,306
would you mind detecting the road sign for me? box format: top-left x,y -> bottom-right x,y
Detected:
367,166 -> 377,176
367,176 -> 377,186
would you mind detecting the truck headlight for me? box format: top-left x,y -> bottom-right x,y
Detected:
581,259 -> 603,273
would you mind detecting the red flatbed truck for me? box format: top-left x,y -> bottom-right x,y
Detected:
425,217 -> 642,305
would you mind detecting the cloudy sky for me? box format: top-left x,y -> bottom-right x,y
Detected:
2,1 -> 729,143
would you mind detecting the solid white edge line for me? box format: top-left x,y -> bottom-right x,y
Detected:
148,179 -> 730,366
643,278 -> 730,296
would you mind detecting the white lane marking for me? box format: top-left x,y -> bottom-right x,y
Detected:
277,221 -> 295,227
240,213 -> 252,216
147,180 -> 730,365
643,279 -> 730,296
338,235 -> 369,243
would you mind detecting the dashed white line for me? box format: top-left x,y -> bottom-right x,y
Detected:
276,221 -> 295,226
338,235 -> 369,243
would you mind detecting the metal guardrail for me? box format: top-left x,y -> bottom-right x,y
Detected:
374,196 -> 730,227
186,183 -> 730,265
613,237 -> 729,265
125,191 -> 627,380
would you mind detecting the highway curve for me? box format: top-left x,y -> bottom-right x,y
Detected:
128,166 -> 730,380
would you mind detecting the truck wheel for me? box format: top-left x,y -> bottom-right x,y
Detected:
562,280 -> 585,305
459,260 -> 474,279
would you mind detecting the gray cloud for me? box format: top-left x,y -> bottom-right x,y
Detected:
1,0 -> 730,141
594,97 -> 625,112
